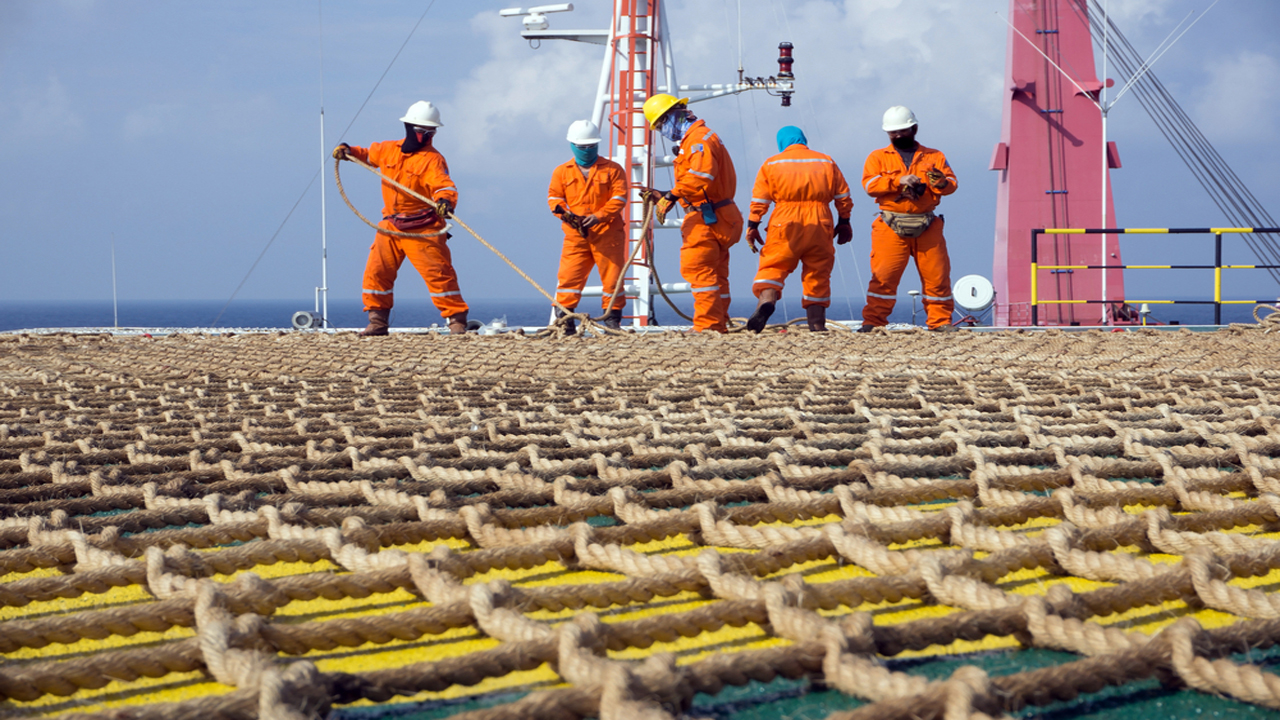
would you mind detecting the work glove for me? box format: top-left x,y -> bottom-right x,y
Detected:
900,174 -> 925,200
435,199 -> 453,218
580,214 -> 600,229
332,143 -> 350,160
746,221 -> 763,253
925,167 -> 948,189
553,204 -> 567,217
655,192 -> 678,225
561,212 -> 589,238
835,218 -> 852,245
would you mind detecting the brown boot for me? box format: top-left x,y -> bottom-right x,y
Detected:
446,311 -> 469,335
359,309 -> 390,336
747,288 -> 779,333
806,304 -> 827,332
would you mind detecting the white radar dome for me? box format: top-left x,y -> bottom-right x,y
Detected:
954,275 -> 995,312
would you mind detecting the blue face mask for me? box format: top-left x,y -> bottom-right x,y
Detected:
571,143 -> 598,167
660,115 -> 691,143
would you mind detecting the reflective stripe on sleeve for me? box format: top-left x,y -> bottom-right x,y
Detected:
867,291 -> 896,300
430,290 -> 462,297
556,288 -> 583,295
803,295 -> 830,302
834,192 -> 851,199
923,294 -> 953,302
434,187 -> 457,195
691,285 -> 720,294
363,289 -> 393,295
753,278 -> 784,288
766,158 -> 832,165
610,196 -> 626,202
688,170 -> 714,180
751,197 -> 771,204
549,196 -> 566,201
864,175 -> 882,191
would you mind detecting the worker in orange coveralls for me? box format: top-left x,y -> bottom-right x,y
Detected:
859,106 -> 958,332
547,119 -> 630,334
745,126 -> 854,333
333,101 -> 469,336
642,94 -> 743,333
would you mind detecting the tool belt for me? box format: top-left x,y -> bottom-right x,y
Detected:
881,210 -> 936,238
692,198 -> 736,224
385,208 -> 439,232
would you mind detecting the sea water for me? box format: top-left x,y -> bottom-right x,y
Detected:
0,298 -> 1261,332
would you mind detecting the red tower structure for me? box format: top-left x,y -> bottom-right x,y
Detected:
991,0 -> 1123,326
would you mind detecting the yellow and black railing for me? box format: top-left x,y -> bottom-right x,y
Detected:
1031,227 -> 1280,326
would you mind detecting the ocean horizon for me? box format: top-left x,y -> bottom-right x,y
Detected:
0,297 -> 1261,332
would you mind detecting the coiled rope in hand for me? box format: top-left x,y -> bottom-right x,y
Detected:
334,156 -> 624,337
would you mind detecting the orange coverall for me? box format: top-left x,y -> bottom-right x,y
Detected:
672,119 -> 743,332
546,157 -> 629,311
861,144 -> 957,329
749,144 -> 854,308
347,141 -> 466,319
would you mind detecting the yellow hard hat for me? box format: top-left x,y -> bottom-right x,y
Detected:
643,93 -> 688,129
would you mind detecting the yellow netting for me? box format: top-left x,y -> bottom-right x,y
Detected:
1,327 -> 1279,719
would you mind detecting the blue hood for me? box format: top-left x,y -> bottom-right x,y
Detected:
776,126 -> 808,152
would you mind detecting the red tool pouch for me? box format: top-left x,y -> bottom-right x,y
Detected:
386,208 -> 439,231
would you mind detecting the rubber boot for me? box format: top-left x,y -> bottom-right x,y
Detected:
554,307 -> 577,336
359,309 -> 390,337
747,288 -> 779,333
806,305 -> 827,332
446,311 -> 468,335
602,308 -> 623,330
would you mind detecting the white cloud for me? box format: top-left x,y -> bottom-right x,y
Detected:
1193,50 -> 1280,139
121,102 -> 183,142
448,12 -> 602,159
5,74 -> 84,140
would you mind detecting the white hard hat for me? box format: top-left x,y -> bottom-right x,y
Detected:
566,119 -> 602,145
400,101 -> 443,128
882,105 -> 918,132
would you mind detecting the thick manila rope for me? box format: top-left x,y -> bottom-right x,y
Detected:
334,156 -> 623,337
1254,303 -> 1280,329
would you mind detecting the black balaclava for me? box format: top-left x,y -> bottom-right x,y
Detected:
890,127 -> 918,151
401,123 -> 434,153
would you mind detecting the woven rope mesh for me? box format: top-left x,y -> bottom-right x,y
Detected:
2,328 -> 1280,719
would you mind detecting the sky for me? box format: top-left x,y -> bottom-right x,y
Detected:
1,0 -> 1278,311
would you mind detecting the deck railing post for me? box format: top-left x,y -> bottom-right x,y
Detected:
1031,230 -> 1039,327
1214,232 -> 1223,326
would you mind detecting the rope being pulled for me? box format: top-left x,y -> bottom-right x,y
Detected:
334,156 -> 624,337
335,156 -> 840,335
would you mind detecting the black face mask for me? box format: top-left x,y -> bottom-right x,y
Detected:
891,134 -> 917,151
401,124 -> 433,153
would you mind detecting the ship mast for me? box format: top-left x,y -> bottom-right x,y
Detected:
501,1 -> 794,328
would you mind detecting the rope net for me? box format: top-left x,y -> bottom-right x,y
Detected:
1,327 -> 1279,719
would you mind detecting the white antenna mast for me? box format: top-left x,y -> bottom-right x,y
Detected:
317,0 -> 330,328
